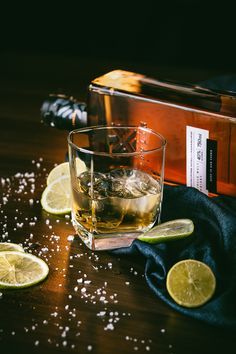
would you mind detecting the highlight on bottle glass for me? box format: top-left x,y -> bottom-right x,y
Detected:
68,125 -> 166,251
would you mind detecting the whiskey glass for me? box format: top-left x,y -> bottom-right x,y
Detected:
68,126 -> 166,250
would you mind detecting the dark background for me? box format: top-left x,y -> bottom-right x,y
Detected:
1,0 -> 235,72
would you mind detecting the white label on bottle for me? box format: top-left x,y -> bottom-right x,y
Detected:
186,126 -> 209,195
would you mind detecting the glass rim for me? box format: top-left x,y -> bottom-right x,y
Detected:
67,125 -> 167,157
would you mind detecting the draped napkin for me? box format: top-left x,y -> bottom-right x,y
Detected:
112,185 -> 236,330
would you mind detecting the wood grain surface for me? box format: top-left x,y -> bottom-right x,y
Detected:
0,51 -> 234,354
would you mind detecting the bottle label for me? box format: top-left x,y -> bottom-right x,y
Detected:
206,138 -> 217,194
186,126 -> 209,195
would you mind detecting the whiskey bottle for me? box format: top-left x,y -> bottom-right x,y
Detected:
41,70 -> 236,197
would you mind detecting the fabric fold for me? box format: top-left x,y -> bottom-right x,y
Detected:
112,185 -> 236,330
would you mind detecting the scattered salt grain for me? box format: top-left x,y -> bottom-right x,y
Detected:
97,311 -> 106,317
104,323 -> 114,331
87,345 -> 93,351
29,199 -> 34,205
67,235 -> 74,242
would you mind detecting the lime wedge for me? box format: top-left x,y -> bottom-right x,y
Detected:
137,219 -> 194,244
0,251 -> 49,289
41,175 -> 72,215
0,242 -> 25,253
166,259 -> 216,307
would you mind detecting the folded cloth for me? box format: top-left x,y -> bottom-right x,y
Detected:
112,185 -> 236,330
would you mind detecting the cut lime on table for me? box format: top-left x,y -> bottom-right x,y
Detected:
0,251 -> 49,289
41,175 -> 72,215
47,159 -> 86,186
138,219 -> 194,244
0,242 -> 25,253
166,259 -> 216,308
47,162 -> 70,185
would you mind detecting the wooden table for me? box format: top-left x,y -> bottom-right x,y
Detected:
0,51 -> 234,354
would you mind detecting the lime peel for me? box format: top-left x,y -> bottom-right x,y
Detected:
137,219 -> 194,244
0,251 -> 49,289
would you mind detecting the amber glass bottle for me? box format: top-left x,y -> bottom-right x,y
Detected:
41,70 -> 236,197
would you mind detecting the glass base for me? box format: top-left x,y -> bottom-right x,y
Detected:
72,216 -> 143,251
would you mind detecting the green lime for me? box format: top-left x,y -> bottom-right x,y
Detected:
41,175 -> 72,215
166,259 -> 216,307
137,219 -> 194,244
46,162 -> 70,186
0,242 -> 25,253
46,159 -> 86,186
0,251 -> 49,289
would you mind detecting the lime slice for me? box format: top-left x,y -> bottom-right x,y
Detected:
47,162 -> 70,186
138,219 -> 194,244
41,176 -> 72,215
0,242 -> 25,253
0,251 -> 49,289
47,159 -> 87,186
166,259 -> 216,308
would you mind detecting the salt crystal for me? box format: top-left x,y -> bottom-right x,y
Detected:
81,287 -> 86,293
34,340 -> 39,346
104,323 -> 114,331
87,345 -> 93,351
67,235 -> 74,242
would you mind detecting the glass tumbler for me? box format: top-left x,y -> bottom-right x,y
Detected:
68,125 -> 166,250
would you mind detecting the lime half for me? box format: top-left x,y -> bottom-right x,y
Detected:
138,219 -> 194,244
0,242 -> 25,253
47,162 -> 70,186
47,159 -> 87,186
41,175 -> 72,215
0,251 -> 49,289
166,259 -> 216,307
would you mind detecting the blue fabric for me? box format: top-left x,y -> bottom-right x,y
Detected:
112,185 -> 236,330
